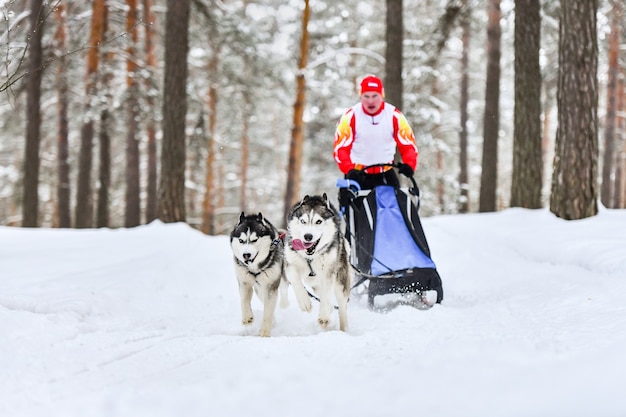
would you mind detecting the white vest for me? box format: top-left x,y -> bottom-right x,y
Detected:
350,103 -> 397,166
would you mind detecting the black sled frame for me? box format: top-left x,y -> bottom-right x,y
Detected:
338,164 -> 444,310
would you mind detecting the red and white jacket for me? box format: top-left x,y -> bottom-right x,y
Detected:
333,102 -> 418,174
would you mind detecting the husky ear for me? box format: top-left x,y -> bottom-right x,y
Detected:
239,212 -> 245,222
256,212 -> 263,222
322,193 -> 329,208
297,195 -> 309,207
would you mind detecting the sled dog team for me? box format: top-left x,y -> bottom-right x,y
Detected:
230,193 -> 352,337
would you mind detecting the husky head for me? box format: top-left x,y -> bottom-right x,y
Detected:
287,193 -> 339,257
230,212 -> 278,269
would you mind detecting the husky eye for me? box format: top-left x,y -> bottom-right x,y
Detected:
315,219 -> 322,225
239,239 -> 245,244
300,219 -> 306,224
250,238 -> 258,243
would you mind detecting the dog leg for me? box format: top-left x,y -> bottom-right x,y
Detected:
239,281 -> 254,325
259,289 -> 278,337
278,276 -> 290,309
336,250 -> 352,332
286,268 -> 313,312
335,285 -> 349,332
293,280 -> 313,312
317,280 -> 333,329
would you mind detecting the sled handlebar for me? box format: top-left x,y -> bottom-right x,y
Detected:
336,178 -> 362,192
356,163 -> 420,196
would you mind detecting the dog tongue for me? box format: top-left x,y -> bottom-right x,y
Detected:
292,239 -> 314,251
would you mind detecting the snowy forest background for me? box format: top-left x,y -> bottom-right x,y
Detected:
1,0 -> 624,233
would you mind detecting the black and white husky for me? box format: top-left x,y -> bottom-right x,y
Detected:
285,194 -> 352,332
230,212 -> 289,337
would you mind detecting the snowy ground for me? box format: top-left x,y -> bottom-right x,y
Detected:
2,207 -> 626,417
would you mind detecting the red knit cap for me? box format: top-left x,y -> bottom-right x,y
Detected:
359,75 -> 384,96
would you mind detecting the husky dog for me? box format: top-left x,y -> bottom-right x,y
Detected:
230,212 -> 289,337
285,194 -> 352,331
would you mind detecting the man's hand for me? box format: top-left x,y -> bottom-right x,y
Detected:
346,169 -> 365,184
338,188 -> 355,208
398,163 -> 414,177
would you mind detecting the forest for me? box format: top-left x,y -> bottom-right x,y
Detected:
0,0 -> 624,233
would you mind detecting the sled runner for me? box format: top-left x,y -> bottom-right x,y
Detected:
337,164 -> 444,310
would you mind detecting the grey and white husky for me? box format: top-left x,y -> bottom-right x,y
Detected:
285,194 -> 352,332
230,212 -> 289,337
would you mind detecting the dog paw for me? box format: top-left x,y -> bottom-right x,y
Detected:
242,316 -> 254,325
259,327 -> 271,337
318,317 -> 330,329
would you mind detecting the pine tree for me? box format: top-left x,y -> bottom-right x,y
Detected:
22,0 -> 45,227
510,0 -> 543,208
550,0 -> 599,220
158,0 -> 191,223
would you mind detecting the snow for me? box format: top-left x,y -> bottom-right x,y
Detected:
2,207 -> 626,417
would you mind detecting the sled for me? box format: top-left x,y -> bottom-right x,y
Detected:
337,164 -> 444,311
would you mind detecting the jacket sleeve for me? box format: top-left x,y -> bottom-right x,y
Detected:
393,109 -> 418,170
333,109 -> 356,174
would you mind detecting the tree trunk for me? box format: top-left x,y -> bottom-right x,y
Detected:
542,103 -> 552,188
201,56 -> 218,235
75,0 -> 106,228
550,0 -> 598,220
283,0 -> 310,223
97,109 -> 111,228
600,0 -> 621,208
478,0 -> 501,212
144,0 -> 158,223
158,0 -> 190,223
385,0 -> 403,109
22,0 -> 45,227
186,115 -> 204,220
458,3 -> 470,213
125,0 -> 141,227
614,74 -> 625,208
511,0 -> 542,208
431,78 -> 444,211
217,163 -> 225,232
96,6 -> 112,229
240,92 -> 250,213
54,3 -> 71,228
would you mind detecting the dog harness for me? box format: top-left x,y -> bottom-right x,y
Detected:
271,232 -> 286,249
